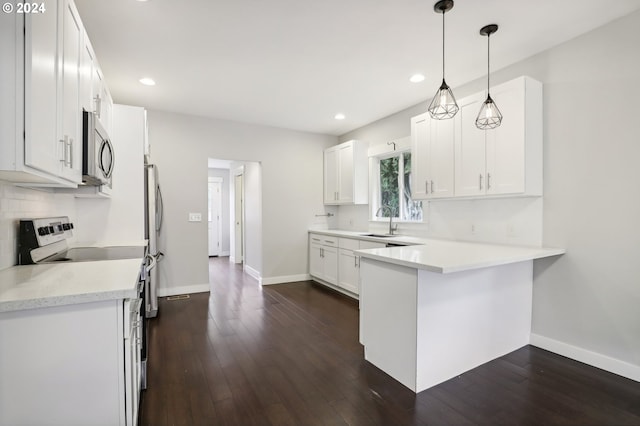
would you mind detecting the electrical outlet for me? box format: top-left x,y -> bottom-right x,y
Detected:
188,213 -> 202,222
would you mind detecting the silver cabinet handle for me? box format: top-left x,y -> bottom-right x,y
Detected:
479,174 -> 483,190
425,180 -> 429,194
487,173 -> 492,190
67,138 -> 73,168
94,94 -> 102,118
354,255 -> 357,268
430,180 -> 434,194
59,137 -> 71,167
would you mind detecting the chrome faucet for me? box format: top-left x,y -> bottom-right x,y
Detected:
376,205 -> 396,235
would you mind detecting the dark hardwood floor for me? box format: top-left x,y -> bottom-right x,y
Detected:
139,257 -> 640,425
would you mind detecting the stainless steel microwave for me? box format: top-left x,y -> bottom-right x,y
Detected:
82,111 -> 114,186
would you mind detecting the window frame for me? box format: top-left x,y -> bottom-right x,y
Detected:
371,148 -> 423,223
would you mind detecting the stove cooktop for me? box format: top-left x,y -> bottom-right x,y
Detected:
40,246 -> 146,263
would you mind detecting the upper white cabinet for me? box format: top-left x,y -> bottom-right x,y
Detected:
455,76 -> 542,197
410,75 -> 542,200
324,140 -> 368,205
0,0 -> 113,187
58,0 -> 83,184
411,113 -> 455,199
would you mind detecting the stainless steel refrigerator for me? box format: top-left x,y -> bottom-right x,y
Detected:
144,161 -> 163,318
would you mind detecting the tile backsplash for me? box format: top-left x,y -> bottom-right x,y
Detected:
0,182 -> 74,270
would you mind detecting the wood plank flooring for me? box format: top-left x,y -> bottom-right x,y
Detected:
139,257 -> 640,425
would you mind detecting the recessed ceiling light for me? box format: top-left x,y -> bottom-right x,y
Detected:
139,77 -> 156,86
334,113 -> 346,120
410,74 -> 425,83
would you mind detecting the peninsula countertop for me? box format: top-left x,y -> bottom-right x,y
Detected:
0,258 -> 143,313
308,229 -> 565,273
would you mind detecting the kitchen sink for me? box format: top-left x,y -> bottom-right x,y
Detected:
360,233 -> 395,238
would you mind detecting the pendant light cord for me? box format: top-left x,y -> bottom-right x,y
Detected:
442,10 -> 445,79
487,32 -> 491,94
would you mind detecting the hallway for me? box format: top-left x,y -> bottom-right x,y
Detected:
139,257 -> 640,425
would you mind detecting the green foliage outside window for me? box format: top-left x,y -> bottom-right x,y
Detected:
377,152 -> 422,221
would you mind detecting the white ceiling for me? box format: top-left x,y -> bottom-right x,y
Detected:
75,0 -> 640,136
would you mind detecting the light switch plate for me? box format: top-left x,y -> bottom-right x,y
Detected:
188,213 -> 202,222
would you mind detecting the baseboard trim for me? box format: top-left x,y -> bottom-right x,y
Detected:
158,283 -> 210,297
243,264 -> 261,283
530,333 -> 640,382
262,273 -> 311,285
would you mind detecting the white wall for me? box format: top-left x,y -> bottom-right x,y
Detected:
147,110 -> 337,293
207,167 -> 231,255
73,105 -> 145,245
341,10 -> 640,380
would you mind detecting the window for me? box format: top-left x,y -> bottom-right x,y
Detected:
376,151 -> 423,222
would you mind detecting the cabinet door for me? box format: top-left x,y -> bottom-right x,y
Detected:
324,148 -> 339,204
322,245 -> 338,285
309,240 -> 323,279
58,0 -> 82,183
486,81 -> 526,195
455,92 -> 487,196
337,143 -> 354,203
411,113 -> 430,199
24,5 -> 59,176
428,117 -> 455,198
79,39 -> 95,114
338,249 -> 359,294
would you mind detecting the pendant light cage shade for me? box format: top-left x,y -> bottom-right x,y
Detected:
428,80 -> 459,120
429,0 -> 458,120
476,24 -> 502,130
475,95 -> 503,129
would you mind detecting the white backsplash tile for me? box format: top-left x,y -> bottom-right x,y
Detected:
0,182 -> 69,270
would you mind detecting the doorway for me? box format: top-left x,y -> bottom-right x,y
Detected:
208,177 -> 222,257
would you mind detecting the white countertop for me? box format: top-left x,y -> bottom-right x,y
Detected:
309,229 -> 565,273
0,258 -> 143,313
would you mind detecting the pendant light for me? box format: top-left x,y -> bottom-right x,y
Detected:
475,24 -> 503,129
428,0 -> 458,120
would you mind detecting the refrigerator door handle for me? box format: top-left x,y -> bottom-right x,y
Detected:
145,253 -> 157,274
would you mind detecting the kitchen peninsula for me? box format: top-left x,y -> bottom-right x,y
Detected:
356,239 -> 564,393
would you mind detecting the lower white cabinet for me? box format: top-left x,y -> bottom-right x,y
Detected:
309,233 -> 386,297
309,234 -> 338,285
0,299 -> 141,425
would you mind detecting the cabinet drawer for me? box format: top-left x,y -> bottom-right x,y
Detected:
320,236 -> 338,246
339,238 -> 359,250
309,233 -> 337,246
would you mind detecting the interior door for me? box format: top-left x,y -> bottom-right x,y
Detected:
208,180 -> 222,257
234,174 -> 244,263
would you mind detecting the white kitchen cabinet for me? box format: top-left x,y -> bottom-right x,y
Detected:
411,113 -> 455,199
0,0 -> 91,186
455,76 -> 543,197
310,234 -> 387,298
58,0 -> 83,183
79,23 -> 114,136
337,238 -> 386,296
338,238 -> 360,294
0,298 -> 140,425
324,140 -> 368,205
309,234 -> 338,285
